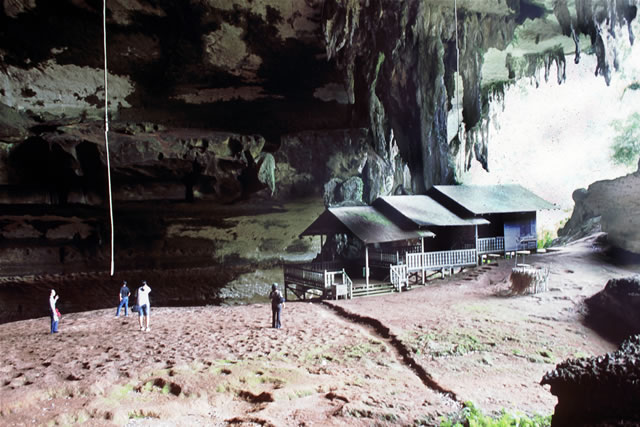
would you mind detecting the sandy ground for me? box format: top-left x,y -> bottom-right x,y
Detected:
1,233 -> 638,426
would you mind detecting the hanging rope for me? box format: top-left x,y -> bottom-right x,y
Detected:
103,0 -> 115,276
453,0 -> 463,172
454,0 -> 461,135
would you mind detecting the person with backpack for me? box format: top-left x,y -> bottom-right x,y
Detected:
269,283 -> 285,329
115,280 -> 130,318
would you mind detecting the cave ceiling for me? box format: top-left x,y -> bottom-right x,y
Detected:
0,0 -> 637,199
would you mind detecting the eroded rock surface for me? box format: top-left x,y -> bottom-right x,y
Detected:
541,334 -> 640,427
584,275 -> 640,342
558,161 -> 640,255
0,1 -> 638,318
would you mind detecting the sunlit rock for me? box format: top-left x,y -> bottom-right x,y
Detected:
559,165 -> 640,255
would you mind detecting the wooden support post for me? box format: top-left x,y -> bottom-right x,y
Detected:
421,237 -> 425,285
475,225 -> 479,265
365,245 -> 370,290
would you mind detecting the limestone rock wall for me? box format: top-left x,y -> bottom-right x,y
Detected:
558,160 -> 640,255
0,0 -> 639,317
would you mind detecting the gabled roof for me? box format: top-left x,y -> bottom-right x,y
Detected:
299,206 -> 434,244
374,195 -> 489,227
431,184 -> 556,215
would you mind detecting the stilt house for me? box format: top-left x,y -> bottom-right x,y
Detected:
283,184 -> 554,300
428,185 -> 556,252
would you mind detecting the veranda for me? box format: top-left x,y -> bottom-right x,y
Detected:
282,235 -> 505,300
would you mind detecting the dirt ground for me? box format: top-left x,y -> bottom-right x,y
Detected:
1,233 -> 638,426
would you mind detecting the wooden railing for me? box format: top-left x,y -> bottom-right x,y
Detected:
284,262 -> 352,299
324,269 -> 353,299
369,245 -> 422,267
369,249 -> 400,267
406,249 -> 477,271
477,237 -> 505,254
390,263 -> 408,292
283,264 -> 323,285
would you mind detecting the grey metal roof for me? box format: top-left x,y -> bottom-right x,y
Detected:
300,206 -> 435,244
374,195 -> 489,227
432,184 -> 556,215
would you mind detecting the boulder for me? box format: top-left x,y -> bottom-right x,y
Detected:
584,275 -> 640,342
541,334 -> 640,426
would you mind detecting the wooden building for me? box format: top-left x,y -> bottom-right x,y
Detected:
289,206 -> 434,299
428,185 -> 555,252
283,184 -> 555,300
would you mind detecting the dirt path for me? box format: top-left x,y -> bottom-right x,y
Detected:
1,234 -> 637,426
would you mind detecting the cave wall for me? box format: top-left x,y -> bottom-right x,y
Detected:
558,159 -> 640,255
1,0 -> 639,319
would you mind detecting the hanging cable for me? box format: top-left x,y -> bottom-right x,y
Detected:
454,0 -> 463,172
454,0 -> 461,134
103,0 -> 115,276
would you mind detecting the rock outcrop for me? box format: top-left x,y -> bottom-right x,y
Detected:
558,160 -> 640,255
541,334 -> 640,426
584,275 -> 640,342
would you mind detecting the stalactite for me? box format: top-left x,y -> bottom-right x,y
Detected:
322,0 -> 520,191
573,0 -> 638,85
506,46 -> 567,87
322,0 -> 636,184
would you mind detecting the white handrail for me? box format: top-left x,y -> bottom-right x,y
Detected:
407,249 -> 477,271
390,263 -> 408,292
477,237 -> 505,254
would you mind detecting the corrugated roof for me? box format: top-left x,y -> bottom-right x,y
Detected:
300,206 -> 435,244
374,195 -> 489,227
432,184 -> 556,215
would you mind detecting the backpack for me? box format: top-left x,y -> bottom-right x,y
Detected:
271,290 -> 284,306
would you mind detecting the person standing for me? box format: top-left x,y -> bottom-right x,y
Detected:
269,283 -> 285,329
49,289 -> 59,334
137,280 -> 151,332
115,280 -> 130,317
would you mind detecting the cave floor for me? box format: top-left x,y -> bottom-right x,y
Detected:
0,233 -> 636,425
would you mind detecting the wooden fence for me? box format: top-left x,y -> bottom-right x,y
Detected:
477,237 -> 505,254
369,245 -> 422,267
406,248 -> 477,271
284,262 -> 352,299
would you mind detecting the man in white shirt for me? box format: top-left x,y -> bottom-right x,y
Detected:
49,289 -> 59,334
137,281 -> 151,332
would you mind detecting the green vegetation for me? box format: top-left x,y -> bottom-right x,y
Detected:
573,351 -> 589,359
109,384 -> 134,400
537,230 -> 554,249
288,389 -> 314,400
343,340 -> 382,359
128,409 -> 160,419
439,401 -> 551,427
610,112 -> 640,167
411,331 -> 487,358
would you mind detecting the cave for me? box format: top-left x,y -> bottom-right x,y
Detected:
1,0 -> 640,425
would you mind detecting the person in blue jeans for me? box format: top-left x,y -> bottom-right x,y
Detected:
137,281 -> 151,332
116,280 -> 130,317
49,289 -> 59,334
269,283 -> 285,328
